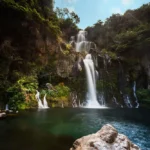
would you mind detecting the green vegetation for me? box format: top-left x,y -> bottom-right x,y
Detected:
0,0 -> 79,109
137,89 -> 150,108
7,76 -> 38,109
47,83 -> 70,107
0,0 -> 150,109
86,3 -> 150,107
101,49 -> 118,60
1,0 -> 60,38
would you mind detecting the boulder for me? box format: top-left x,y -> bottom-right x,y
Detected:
70,124 -> 140,150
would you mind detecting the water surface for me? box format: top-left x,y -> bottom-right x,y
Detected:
0,108 -> 150,150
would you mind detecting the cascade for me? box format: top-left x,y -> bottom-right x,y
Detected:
113,96 -> 119,106
75,30 -> 104,108
95,70 -> 99,80
5,104 -> 9,111
75,30 -> 91,52
98,93 -> 105,106
35,90 -> 49,109
133,81 -> 139,108
62,102 -> 64,108
123,95 -> 132,108
43,94 -> 49,108
83,54 -> 100,108
112,96 -> 123,107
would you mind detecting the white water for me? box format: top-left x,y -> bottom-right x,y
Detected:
75,31 -> 91,52
95,70 -> 99,80
75,30 -> 104,108
43,94 -> 49,108
133,81 -> 139,108
83,54 -> 102,108
35,90 -> 49,109
98,93 -> 105,106
124,95 -> 132,108
5,104 -> 9,111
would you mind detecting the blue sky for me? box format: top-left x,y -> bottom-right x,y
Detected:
54,0 -> 150,29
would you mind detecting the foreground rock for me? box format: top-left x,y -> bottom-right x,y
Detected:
70,124 -> 140,150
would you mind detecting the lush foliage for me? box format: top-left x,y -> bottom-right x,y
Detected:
137,89 -> 150,108
7,76 -> 38,109
86,3 -> 150,107
40,83 -> 70,107
0,0 -> 79,109
86,4 -> 150,55
0,0 -> 150,108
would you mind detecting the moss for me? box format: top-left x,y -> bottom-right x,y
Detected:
137,89 -> 150,103
101,49 -> 118,60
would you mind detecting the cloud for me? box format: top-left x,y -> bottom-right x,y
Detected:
64,0 -> 78,4
62,0 -> 78,13
122,0 -> 134,5
67,6 -> 75,12
111,8 -> 123,14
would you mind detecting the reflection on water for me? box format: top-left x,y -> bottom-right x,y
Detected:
0,108 -> 150,150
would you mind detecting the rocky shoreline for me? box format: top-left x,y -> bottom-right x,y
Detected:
70,124 -> 140,150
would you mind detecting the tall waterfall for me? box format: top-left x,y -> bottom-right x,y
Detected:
75,30 -> 103,108
133,81 -> 139,108
83,54 -> 100,108
35,90 -> 49,109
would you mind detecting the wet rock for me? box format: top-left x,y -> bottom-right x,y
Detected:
70,124 -> 140,150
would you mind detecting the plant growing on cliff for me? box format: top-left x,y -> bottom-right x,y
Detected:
137,89 -> 150,108
39,83 -> 71,107
101,49 -> 118,60
7,76 -> 38,109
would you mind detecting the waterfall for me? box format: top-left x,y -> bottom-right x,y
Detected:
62,102 -> 64,108
35,90 -> 49,109
98,93 -> 105,106
74,30 -> 105,108
43,94 -> 49,108
123,95 -> 132,108
35,90 -> 44,109
75,30 -> 91,52
5,104 -> 9,111
113,96 -> 119,106
133,81 -> 139,108
112,96 -> 124,107
83,54 -> 101,108
95,70 -> 99,80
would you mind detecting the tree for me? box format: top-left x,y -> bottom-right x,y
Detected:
55,7 -> 80,24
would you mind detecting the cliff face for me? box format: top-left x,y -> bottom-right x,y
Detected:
1,1 -> 150,109
0,1 -> 59,79
85,3 -> 150,108
0,15 -> 56,108
0,0 -> 81,109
